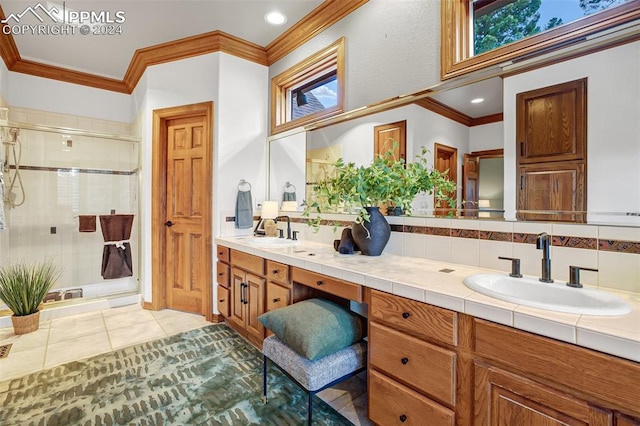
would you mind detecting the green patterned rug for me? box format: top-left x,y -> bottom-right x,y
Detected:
0,324 -> 352,425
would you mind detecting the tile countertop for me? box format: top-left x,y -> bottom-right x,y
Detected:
216,236 -> 640,363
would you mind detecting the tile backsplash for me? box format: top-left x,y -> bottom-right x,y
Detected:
220,212 -> 640,295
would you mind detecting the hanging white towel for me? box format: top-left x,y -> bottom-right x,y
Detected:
0,170 -> 6,231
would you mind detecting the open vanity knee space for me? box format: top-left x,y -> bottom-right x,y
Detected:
216,237 -> 640,425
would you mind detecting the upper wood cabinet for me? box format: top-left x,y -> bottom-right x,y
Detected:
517,79 -> 587,165
516,79 -> 587,222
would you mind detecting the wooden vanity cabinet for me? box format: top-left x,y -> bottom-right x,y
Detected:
473,319 -> 640,425
368,289 -> 458,426
215,246 -> 230,318
226,250 -> 265,347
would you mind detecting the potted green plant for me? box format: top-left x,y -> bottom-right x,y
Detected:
304,144 -> 456,255
0,260 -> 62,335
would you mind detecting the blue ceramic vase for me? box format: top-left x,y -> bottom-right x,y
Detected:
351,207 -> 391,256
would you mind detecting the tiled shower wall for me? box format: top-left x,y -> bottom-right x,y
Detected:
1,107 -> 139,292
223,212 -> 640,295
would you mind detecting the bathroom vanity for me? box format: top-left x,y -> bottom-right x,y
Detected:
215,236 -> 640,425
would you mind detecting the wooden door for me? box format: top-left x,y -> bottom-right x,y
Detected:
165,115 -> 208,313
475,363 -> 613,426
462,153 -> 479,216
245,273 -> 265,343
229,268 -> 246,330
516,79 -> 586,223
152,102 -> 213,320
374,120 -> 406,161
434,143 -> 458,216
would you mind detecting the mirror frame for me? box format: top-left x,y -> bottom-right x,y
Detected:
440,0 -> 640,80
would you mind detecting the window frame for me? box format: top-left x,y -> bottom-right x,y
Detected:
271,37 -> 345,135
441,0 -> 640,80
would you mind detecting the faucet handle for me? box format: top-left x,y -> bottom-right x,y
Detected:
568,266 -> 598,288
498,256 -> 522,278
292,230 -> 299,241
278,229 -> 284,239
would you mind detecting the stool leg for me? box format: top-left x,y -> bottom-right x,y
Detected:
262,355 -> 268,404
308,391 -> 313,425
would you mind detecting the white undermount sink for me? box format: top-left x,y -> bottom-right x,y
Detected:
247,237 -> 300,247
463,273 -> 632,316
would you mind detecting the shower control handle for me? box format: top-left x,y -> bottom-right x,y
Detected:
165,221 -> 174,227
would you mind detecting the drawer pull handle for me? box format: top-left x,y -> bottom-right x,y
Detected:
316,280 -> 324,286
272,270 -> 279,274
218,272 -> 224,276
402,312 -> 410,319
399,414 -> 407,423
218,251 -> 223,256
219,299 -> 225,303
401,357 -> 409,365
272,298 -> 281,303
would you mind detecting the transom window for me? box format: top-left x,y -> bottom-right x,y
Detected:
441,0 -> 640,79
472,0 -> 630,55
271,37 -> 345,135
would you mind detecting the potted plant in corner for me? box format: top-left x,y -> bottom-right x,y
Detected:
304,144 -> 456,256
0,260 -> 62,335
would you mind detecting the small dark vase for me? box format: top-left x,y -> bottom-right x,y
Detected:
386,206 -> 403,216
351,207 -> 391,256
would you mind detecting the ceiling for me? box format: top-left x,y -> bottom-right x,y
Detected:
0,0 -> 503,118
0,0 -> 324,79
431,77 -> 504,119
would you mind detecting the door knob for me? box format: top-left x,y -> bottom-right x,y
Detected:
165,221 -> 174,227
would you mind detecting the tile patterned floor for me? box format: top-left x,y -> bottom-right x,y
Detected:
0,303 -> 372,425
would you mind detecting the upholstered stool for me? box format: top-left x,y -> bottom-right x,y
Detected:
262,334 -> 367,425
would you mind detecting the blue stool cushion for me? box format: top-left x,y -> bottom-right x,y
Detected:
258,298 -> 364,360
263,334 -> 367,391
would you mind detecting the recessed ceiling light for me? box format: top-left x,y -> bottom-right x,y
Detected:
265,11 -> 287,26
471,98 -> 485,104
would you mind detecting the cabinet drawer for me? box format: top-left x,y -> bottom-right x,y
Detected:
370,289 -> 457,346
370,321 -> 456,406
266,282 -> 290,311
216,245 -> 230,263
230,249 -> 264,276
369,369 -> 454,426
216,262 -> 229,288
292,268 -> 363,302
266,260 -> 289,285
217,285 -> 230,317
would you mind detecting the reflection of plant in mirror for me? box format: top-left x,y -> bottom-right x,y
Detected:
303,143 -> 457,231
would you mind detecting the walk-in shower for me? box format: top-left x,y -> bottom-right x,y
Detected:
0,107 -> 140,316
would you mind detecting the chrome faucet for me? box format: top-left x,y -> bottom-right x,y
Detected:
536,232 -> 553,283
275,215 -> 291,239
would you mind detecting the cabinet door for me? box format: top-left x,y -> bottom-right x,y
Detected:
517,162 -> 585,223
474,363 -> 613,426
517,79 -> 586,164
245,273 -> 265,343
228,267 -> 246,329
216,285 -> 230,317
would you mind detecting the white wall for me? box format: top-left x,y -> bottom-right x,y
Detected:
131,52 -> 268,303
503,41 -> 640,223
469,122 -> 503,152
6,72 -> 131,123
269,0 -> 441,112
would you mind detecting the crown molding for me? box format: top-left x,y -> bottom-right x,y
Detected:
265,0 -> 368,65
122,30 -> 268,92
0,0 -> 366,94
414,98 -> 503,127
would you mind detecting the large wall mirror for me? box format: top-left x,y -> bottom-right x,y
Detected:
268,37 -> 640,227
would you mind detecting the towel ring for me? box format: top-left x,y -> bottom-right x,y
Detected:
238,179 -> 252,191
284,181 -> 296,192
